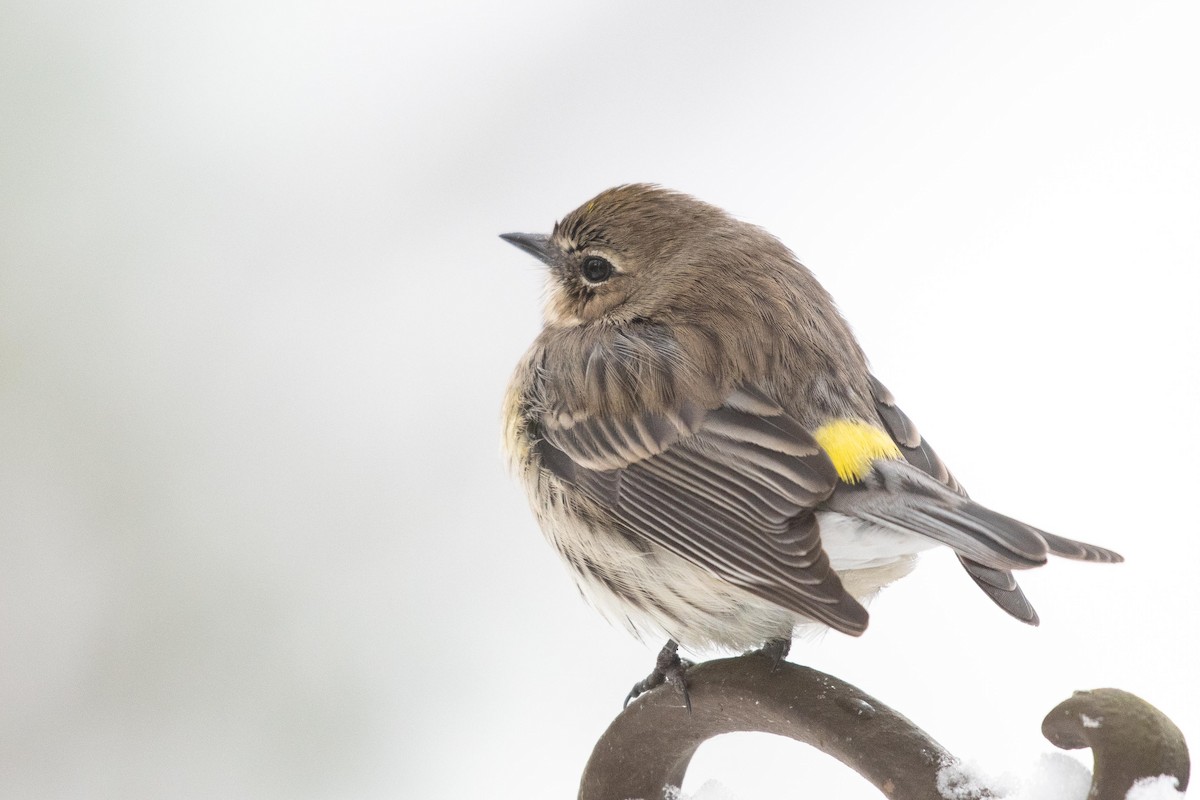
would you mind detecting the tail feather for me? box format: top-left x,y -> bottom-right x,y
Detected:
834,460 -> 1052,572
958,558 -> 1017,590
864,375 -> 1123,622
827,459 -> 1123,622
1040,530 -> 1124,563
959,557 -> 1040,626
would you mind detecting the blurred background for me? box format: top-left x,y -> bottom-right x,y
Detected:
2,1 -> 1197,797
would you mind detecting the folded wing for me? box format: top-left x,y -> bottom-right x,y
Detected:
538,386 -> 871,635
866,375 -> 1122,626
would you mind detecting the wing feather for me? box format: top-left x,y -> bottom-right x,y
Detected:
539,385 -> 870,635
865,374 -> 1121,627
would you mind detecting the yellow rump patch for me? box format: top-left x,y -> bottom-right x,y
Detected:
813,419 -> 902,484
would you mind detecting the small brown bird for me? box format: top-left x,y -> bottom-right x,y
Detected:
501,184 -> 1121,703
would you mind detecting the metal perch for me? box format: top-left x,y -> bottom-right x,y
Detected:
1042,688 -> 1190,800
579,652 -> 1189,799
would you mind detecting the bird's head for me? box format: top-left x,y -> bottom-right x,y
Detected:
501,184 -> 776,327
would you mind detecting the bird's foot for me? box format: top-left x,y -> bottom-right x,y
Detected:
756,637 -> 792,672
624,640 -> 693,711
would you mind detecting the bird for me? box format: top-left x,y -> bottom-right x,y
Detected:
500,184 -> 1122,705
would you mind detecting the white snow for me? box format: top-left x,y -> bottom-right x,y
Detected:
935,752 -> 1092,800
668,780 -> 740,800
936,759 -> 1011,799
1081,713 -> 1103,728
669,755 -> 1191,800
1125,775 -> 1186,800
671,753 -> 1191,800
1014,754 -> 1094,800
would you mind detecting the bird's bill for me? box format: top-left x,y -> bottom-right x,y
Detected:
500,232 -> 554,265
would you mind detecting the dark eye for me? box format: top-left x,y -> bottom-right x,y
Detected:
580,256 -> 614,283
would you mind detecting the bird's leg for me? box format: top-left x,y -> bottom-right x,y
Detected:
624,640 -> 693,711
756,636 -> 792,672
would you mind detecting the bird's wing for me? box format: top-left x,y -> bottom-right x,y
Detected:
867,375 -> 965,495
865,375 -> 1120,626
827,460 -> 1051,571
867,374 -> 1042,622
536,384 -> 870,636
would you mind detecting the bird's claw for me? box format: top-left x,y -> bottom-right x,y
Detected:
624,640 -> 693,711
757,637 -> 792,672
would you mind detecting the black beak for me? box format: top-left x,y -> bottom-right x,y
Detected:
500,232 -> 555,266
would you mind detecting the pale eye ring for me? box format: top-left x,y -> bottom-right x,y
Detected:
580,255 -> 614,283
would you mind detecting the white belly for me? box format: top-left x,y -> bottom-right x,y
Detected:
815,510 -> 938,602
539,509 -> 939,653
817,510 -> 938,571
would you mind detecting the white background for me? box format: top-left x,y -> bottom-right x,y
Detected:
2,1 -> 1197,798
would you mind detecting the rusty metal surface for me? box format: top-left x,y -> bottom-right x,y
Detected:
579,653 -> 1190,800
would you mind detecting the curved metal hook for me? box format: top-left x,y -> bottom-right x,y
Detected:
1042,688 -> 1189,800
579,653 -> 1191,800
580,652 -> 954,799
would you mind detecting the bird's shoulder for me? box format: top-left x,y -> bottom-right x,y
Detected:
517,320 -> 727,418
